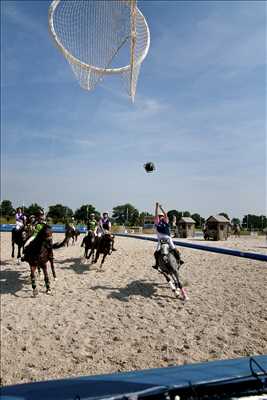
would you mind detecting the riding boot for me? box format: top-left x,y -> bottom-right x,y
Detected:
172,248 -> 184,265
152,250 -> 160,270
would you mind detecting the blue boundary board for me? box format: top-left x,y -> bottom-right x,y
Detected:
1,355 -> 266,400
115,233 -> 267,262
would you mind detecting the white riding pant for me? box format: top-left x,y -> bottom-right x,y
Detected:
24,235 -> 35,248
15,221 -> 24,230
156,233 -> 176,251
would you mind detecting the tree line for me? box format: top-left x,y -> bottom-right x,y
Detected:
0,199 -> 266,230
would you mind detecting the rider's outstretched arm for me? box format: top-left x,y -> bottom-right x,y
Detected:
159,204 -> 169,223
155,202 -> 159,224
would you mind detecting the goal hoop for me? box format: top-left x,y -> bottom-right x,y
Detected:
48,0 -> 150,102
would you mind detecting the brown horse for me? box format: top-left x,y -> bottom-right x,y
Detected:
22,224 -> 65,296
93,234 -> 115,269
65,226 -> 80,247
11,225 -> 32,261
81,231 -> 97,261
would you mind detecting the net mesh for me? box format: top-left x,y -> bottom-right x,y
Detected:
48,0 -> 150,101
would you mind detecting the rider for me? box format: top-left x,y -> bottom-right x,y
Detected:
15,207 -> 26,230
98,212 -> 117,251
87,213 -> 98,236
153,202 -> 183,269
69,216 -> 76,230
66,216 -> 76,232
22,209 -> 46,257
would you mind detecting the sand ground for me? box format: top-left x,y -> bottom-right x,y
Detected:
1,232 -> 266,386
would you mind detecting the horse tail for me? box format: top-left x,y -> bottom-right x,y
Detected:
52,237 -> 68,249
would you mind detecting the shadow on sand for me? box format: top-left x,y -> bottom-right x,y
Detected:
56,257 -> 96,274
0,268 -> 29,296
90,280 -> 174,302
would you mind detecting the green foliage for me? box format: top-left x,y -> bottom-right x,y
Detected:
0,200 -> 14,217
231,217 -> 241,226
182,211 -> 191,217
26,203 -> 44,216
218,212 -> 230,221
112,203 -> 139,226
74,204 -> 99,223
191,213 -> 205,228
167,210 -> 182,224
242,214 -> 267,230
47,204 -> 73,223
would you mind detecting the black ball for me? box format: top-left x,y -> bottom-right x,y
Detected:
144,162 -> 155,173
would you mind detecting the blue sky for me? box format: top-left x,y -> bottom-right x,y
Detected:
1,0 -> 266,219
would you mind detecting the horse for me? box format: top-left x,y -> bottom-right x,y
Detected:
93,233 -> 114,269
22,224 -> 66,297
81,231 -> 97,261
11,225 -> 32,261
65,226 -> 80,247
154,240 -> 188,301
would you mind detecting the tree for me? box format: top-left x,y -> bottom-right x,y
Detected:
74,204 -> 99,223
242,214 -> 267,230
112,203 -> 139,226
27,203 -> 44,216
182,211 -> 191,217
231,218 -> 241,226
167,210 -> 182,225
47,204 -> 73,223
0,200 -> 14,217
219,212 -> 230,221
191,213 -> 205,228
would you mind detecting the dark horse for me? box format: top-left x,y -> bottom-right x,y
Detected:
81,233 -> 114,269
65,226 -> 80,247
81,231 -> 96,260
22,224 -> 65,296
11,225 -> 32,261
93,234 -> 114,269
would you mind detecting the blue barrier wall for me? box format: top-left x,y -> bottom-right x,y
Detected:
115,233 -> 267,263
0,224 -> 87,234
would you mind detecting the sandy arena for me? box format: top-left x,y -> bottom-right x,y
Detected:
1,232 -> 266,387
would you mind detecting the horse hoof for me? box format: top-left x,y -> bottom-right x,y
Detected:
53,277 -> 57,281
46,288 -> 52,295
17,259 -> 21,265
33,288 -> 38,297
180,288 -> 189,301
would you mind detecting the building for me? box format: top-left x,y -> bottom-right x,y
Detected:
204,215 -> 230,240
176,217 -> 196,238
143,216 -> 155,229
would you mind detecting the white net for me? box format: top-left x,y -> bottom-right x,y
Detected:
48,0 -> 150,101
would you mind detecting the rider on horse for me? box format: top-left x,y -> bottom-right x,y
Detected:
153,202 -> 183,269
87,213 -> 98,236
22,209 -> 46,261
15,207 -> 27,231
97,212 -> 117,251
69,217 -> 76,231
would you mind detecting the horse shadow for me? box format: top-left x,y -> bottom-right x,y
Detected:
90,280 -> 173,302
57,257 -> 94,274
0,268 -> 29,296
